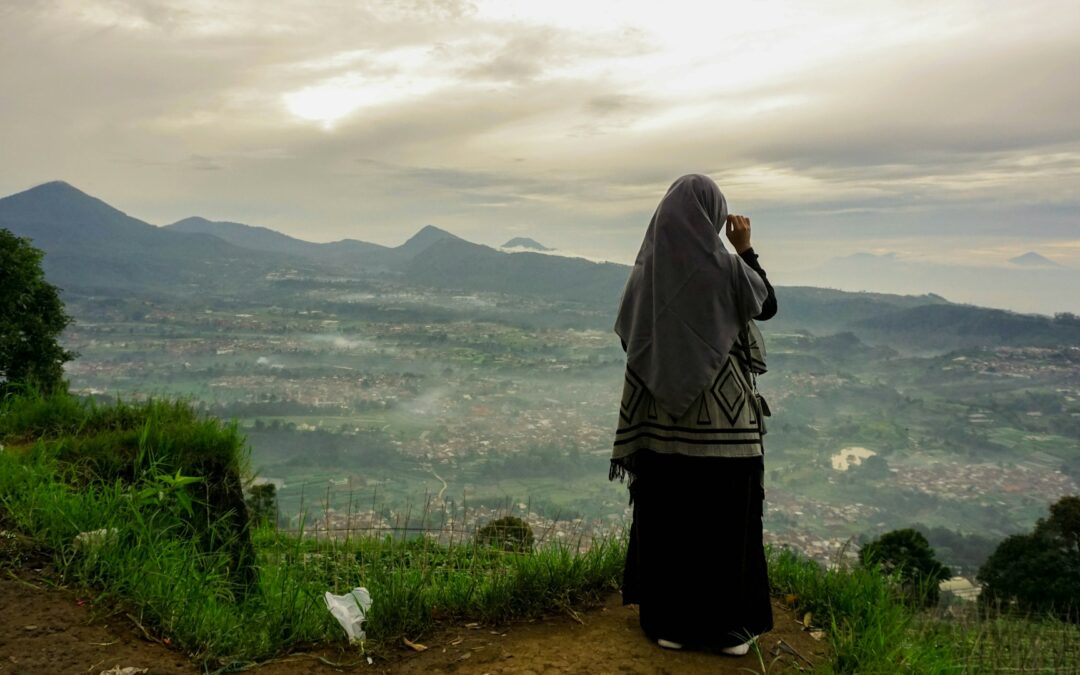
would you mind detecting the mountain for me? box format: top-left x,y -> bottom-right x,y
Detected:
1,181 -> 162,246
166,216 -> 391,267
0,182 -> 307,294
1008,251 -> 1059,267
502,237 -> 551,251
168,216 -> 328,257
397,225 -> 460,255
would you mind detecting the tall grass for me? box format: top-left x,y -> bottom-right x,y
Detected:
768,546 -> 953,672
769,546 -> 1080,673
0,450 -> 624,664
0,392 -> 625,667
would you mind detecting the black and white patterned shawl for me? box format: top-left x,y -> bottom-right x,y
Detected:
610,321 -> 769,484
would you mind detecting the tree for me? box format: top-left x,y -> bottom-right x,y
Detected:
860,528 -> 951,606
0,229 -> 74,396
245,483 -> 279,527
475,515 -> 534,552
978,495 -> 1080,620
1038,495 -> 1080,556
853,454 -> 891,480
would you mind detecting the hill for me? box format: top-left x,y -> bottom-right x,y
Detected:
853,302 -> 1080,350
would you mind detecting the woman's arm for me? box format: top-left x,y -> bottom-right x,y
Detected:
725,214 -> 777,321
737,247 -> 777,321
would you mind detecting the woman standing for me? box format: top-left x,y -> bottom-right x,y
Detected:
610,174 -> 777,654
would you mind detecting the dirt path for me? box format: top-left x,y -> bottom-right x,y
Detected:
363,594 -> 827,675
1,531 -> 826,674
0,537 -> 196,675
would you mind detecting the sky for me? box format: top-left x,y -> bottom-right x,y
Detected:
1,0 -> 1078,312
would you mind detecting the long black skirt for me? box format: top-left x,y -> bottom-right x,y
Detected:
622,451 -> 773,648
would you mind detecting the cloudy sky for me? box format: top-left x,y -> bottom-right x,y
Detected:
2,0 -> 1078,311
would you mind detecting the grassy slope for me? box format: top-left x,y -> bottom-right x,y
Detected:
0,392 -> 623,667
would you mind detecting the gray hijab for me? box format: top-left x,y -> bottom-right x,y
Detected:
614,174 -> 768,419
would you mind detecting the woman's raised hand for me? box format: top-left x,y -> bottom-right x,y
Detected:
725,214 -> 752,254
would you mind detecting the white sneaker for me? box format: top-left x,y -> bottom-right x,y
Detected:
721,641 -> 751,656
657,639 -> 684,650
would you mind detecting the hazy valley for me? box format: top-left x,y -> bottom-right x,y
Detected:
5,181 -> 1079,575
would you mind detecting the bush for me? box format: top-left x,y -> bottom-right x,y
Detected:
860,528 -> 951,607
475,515 -> 535,552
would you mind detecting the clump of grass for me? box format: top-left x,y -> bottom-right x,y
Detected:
2,390 -> 257,594
247,522 -> 625,650
768,545 -> 956,673
1,389 -> 246,480
768,546 -> 1080,673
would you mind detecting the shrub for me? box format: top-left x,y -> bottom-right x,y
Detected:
475,515 -> 535,552
860,528 -> 951,607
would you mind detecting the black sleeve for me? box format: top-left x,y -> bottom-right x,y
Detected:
738,247 -> 777,321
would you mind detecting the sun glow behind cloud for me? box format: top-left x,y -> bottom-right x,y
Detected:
282,47 -> 455,128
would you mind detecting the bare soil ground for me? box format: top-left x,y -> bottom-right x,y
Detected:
1,531 -> 826,674
0,531 -> 195,675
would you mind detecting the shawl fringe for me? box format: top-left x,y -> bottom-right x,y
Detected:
609,457 -> 638,504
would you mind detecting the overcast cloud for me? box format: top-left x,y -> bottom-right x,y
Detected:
1,0 -> 1077,310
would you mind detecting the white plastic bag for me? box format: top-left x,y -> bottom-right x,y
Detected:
74,528 -> 118,553
323,587 -> 372,643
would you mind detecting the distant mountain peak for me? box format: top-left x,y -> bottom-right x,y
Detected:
20,180 -> 96,200
1008,251 -> 1059,267
400,225 -> 459,250
0,180 -> 134,228
502,237 -> 551,251
171,216 -> 213,227
413,224 -> 454,238
36,179 -> 77,190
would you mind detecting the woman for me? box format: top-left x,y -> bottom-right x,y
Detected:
610,174 -> 777,654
